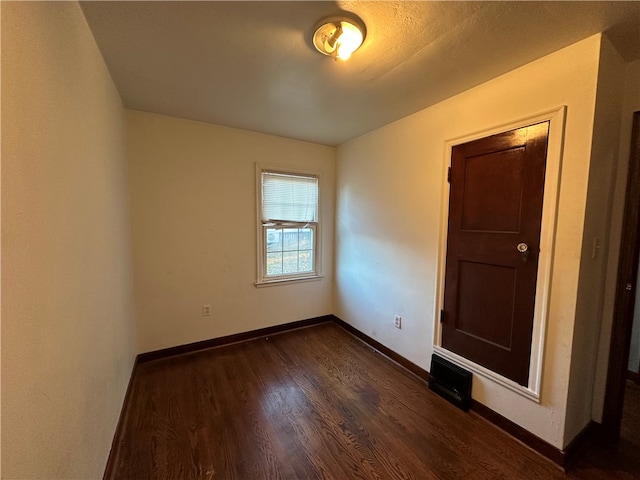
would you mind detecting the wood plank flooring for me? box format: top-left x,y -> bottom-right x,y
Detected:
621,380 -> 640,450
106,322 -> 640,479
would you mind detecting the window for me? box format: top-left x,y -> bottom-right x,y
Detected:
256,167 -> 321,285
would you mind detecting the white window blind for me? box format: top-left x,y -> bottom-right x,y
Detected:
261,172 -> 318,223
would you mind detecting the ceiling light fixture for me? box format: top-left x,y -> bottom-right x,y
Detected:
312,15 -> 366,61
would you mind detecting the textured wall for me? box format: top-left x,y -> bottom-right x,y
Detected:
1,3 -> 136,478
126,111 -> 335,353
335,35 -> 603,449
565,35 -> 625,445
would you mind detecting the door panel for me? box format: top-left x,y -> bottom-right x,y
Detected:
461,148 -> 524,233
456,260 -> 516,350
442,122 -> 549,386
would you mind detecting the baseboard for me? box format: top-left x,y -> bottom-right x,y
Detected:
469,399 -> 565,467
137,315 -> 332,363
330,315 -> 578,469
103,357 -> 139,480
562,421 -> 602,468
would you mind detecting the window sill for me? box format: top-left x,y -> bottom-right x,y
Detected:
255,275 -> 324,288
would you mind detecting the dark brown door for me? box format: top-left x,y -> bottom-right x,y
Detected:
442,122 -> 550,386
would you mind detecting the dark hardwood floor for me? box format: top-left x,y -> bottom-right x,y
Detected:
621,380 -> 640,449
106,322 -> 640,479
567,380 -> 640,479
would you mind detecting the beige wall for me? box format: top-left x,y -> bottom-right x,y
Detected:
126,111 -> 335,353
1,2 -> 136,478
335,35 -> 604,449
565,36 -> 626,444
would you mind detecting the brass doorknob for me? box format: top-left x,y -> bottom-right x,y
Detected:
517,243 -> 529,263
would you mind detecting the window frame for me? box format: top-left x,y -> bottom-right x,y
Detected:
255,164 -> 323,286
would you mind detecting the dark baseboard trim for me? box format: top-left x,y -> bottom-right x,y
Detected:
469,399 -> 565,467
562,421 -> 602,468
626,369 -> 640,384
329,315 -> 598,470
103,357 -> 139,480
470,406 -> 601,470
330,315 -> 430,382
137,315 -> 332,363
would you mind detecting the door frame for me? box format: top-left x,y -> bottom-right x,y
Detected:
433,106 -> 566,402
602,111 -> 640,441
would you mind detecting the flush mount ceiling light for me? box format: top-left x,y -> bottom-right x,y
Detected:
312,15 -> 366,61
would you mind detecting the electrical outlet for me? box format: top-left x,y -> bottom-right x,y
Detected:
394,315 -> 402,329
202,304 -> 211,316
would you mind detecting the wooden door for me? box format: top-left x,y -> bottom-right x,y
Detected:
442,122 -> 550,386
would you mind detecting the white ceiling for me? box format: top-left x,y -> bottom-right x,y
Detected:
80,1 -> 640,146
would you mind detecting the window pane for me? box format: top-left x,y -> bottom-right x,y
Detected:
264,225 -> 315,277
266,252 -> 283,275
299,228 -> 313,249
299,250 -> 313,272
282,251 -> 299,274
283,228 -> 299,251
266,228 -> 282,253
